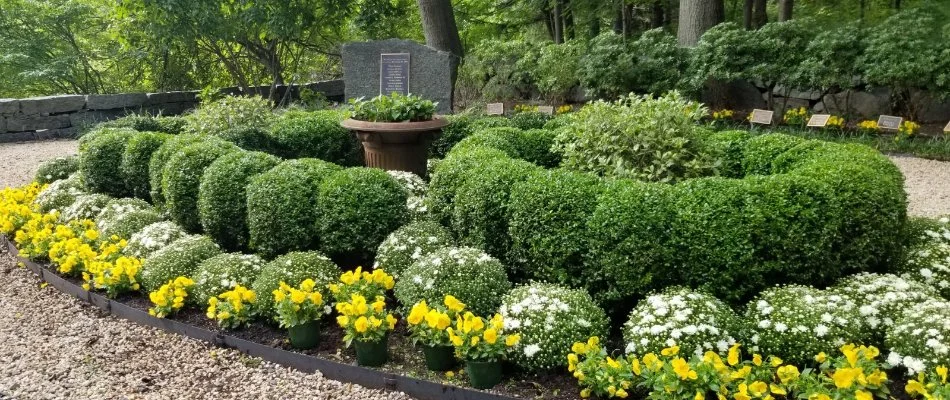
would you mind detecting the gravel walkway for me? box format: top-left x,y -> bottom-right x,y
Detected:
0,140 -> 79,189
889,155 -> 950,218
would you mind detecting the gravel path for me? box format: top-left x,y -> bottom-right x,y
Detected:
889,155 -> 950,218
0,140 -> 79,189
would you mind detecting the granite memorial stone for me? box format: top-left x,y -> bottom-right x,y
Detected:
877,115 -> 902,131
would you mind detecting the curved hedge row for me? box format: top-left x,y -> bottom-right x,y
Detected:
430,129 -> 906,315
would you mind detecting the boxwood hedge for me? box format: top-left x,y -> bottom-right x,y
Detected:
161,140 -> 240,232
198,151 -> 280,251
149,134 -> 204,207
246,159 -> 341,258
121,132 -> 170,200
269,110 -> 363,166
80,130 -> 135,197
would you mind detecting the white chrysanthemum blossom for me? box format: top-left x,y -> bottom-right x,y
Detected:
192,253 -> 267,305
831,273 -> 940,341
34,173 -> 85,214
744,285 -> 861,365
899,219 -> 950,297
500,283 -> 608,371
885,299 -> 950,372
374,221 -> 453,279
387,170 -> 428,197
60,193 -> 112,223
623,287 -> 739,358
140,235 -> 222,293
124,221 -> 189,259
394,246 -> 510,315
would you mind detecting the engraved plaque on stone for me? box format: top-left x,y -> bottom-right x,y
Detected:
750,109 -> 774,125
380,53 -> 410,96
537,106 -> 555,115
877,115 -> 903,131
486,103 -> 505,115
944,121 -> 950,133
807,114 -> 831,128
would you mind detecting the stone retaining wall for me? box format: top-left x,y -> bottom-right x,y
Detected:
0,80 -> 345,143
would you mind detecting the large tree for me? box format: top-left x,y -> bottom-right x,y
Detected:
678,0 -> 725,46
417,0 -> 464,58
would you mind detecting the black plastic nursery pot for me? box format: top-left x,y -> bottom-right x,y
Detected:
354,336 -> 389,367
422,344 -> 456,371
466,360 -> 504,390
288,320 -> 321,350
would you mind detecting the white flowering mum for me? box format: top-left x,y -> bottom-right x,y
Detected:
60,193 -> 112,222
140,235 -> 222,292
387,170 -> 428,219
394,246 -> 511,315
374,221 -> 454,279
251,251 -> 340,318
192,253 -> 266,305
124,221 -> 189,259
831,273 -> 940,342
500,283 -> 608,371
899,217 -> 950,297
743,285 -> 861,365
34,173 -> 85,213
97,208 -> 162,241
96,198 -> 151,222
623,287 -> 739,358
885,299 -> 950,375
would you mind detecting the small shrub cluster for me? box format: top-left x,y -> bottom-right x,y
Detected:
96,207 -> 162,240
622,287 -> 740,358
269,110 -> 362,165
374,221 -> 454,279
832,273 -> 940,343
35,156 -> 80,184
899,216 -> 950,297
140,235 -> 222,292
509,111 -> 550,131
252,251 -> 339,318
499,283 -> 608,371
198,151 -> 280,251
100,114 -> 185,134
162,140 -> 239,232
349,93 -> 435,122
886,299 -> 950,375
94,198 -> 151,223
149,134 -> 204,207
60,193 -> 112,222
123,221 -> 188,259
246,159 -> 341,258
80,129 -> 135,197
192,253 -> 266,305
121,132 -> 169,200
394,246 -> 511,316
184,95 -> 274,136
34,174 -> 84,213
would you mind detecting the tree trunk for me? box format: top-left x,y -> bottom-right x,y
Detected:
543,2 -> 555,40
564,0 -> 575,40
622,4 -> 634,38
589,17 -> 601,38
651,0 -> 664,29
677,0 -> 724,46
553,0 -> 564,44
778,0 -> 793,21
894,0 -> 901,10
417,0 -> 464,58
752,0 -> 767,28
743,0 -> 753,29
613,1 -> 623,34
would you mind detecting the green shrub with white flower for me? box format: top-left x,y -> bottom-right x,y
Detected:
394,246 -> 511,316
140,235 -> 222,293
35,173 -> 84,213
60,193 -> 112,222
96,208 -> 162,240
831,273 -> 941,343
374,221 -> 454,279
95,198 -> 152,223
251,251 -> 340,318
35,155 -> 80,184
499,282 -> 609,371
192,253 -> 267,305
899,217 -> 950,298
622,287 -> 740,358
885,299 -> 950,375
743,285 -> 861,365
123,221 -> 189,259
387,170 -> 429,219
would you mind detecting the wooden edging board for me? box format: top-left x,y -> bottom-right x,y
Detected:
1,236 -> 516,400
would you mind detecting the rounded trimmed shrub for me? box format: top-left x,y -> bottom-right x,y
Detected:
121,132 -> 169,200
252,251 -> 340,318
123,221 -> 189,259
162,140 -> 239,232
374,221 -> 454,279
35,174 -> 84,213
832,273 -> 940,343
509,111 -> 552,130
80,129 -> 135,197
743,285 -> 861,365
622,287 -> 740,357
741,133 -> 805,175
426,147 -> 511,226
35,156 -> 80,184
269,110 -> 362,166
198,151 -> 280,251
885,299 -> 950,374
246,158 -> 342,258
451,127 -> 523,159
97,208 -> 162,240
515,129 -> 560,168
140,235 -> 222,292
507,169 -> 604,284
149,134 -> 204,207
317,167 -> 409,262
78,127 -> 136,152
584,179 -> 675,315
394,246 -> 511,316
100,114 -> 185,134
500,283 -> 609,371
451,157 -> 539,260
60,193 -> 112,222
95,198 -> 152,224
430,114 -> 478,158
217,127 -> 277,154
192,253 -> 267,305
703,130 -> 751,178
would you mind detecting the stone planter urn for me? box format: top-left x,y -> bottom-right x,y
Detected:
341,118 -> 448,177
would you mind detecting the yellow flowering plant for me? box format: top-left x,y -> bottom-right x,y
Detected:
0,183 -> 45,235
149,276 -> 195,318
328,266 -> 395,304
857,120 -> 879,134
46,219 -> 99,275
568,336 -> 636,399
792,344 -> 890,400
896,120 -> 921,142
207,285 -> 257,329
82,255 -> 143,297
13,211 -> 59,260
825,115 -> 845,131
906,365 -> 950,399
406,295 -> 466,347
335,293 -> 397,346
513,104 -> 539,113
273,279 -> 328,329
446,312 -> 520,362
783,106 -> 810,127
